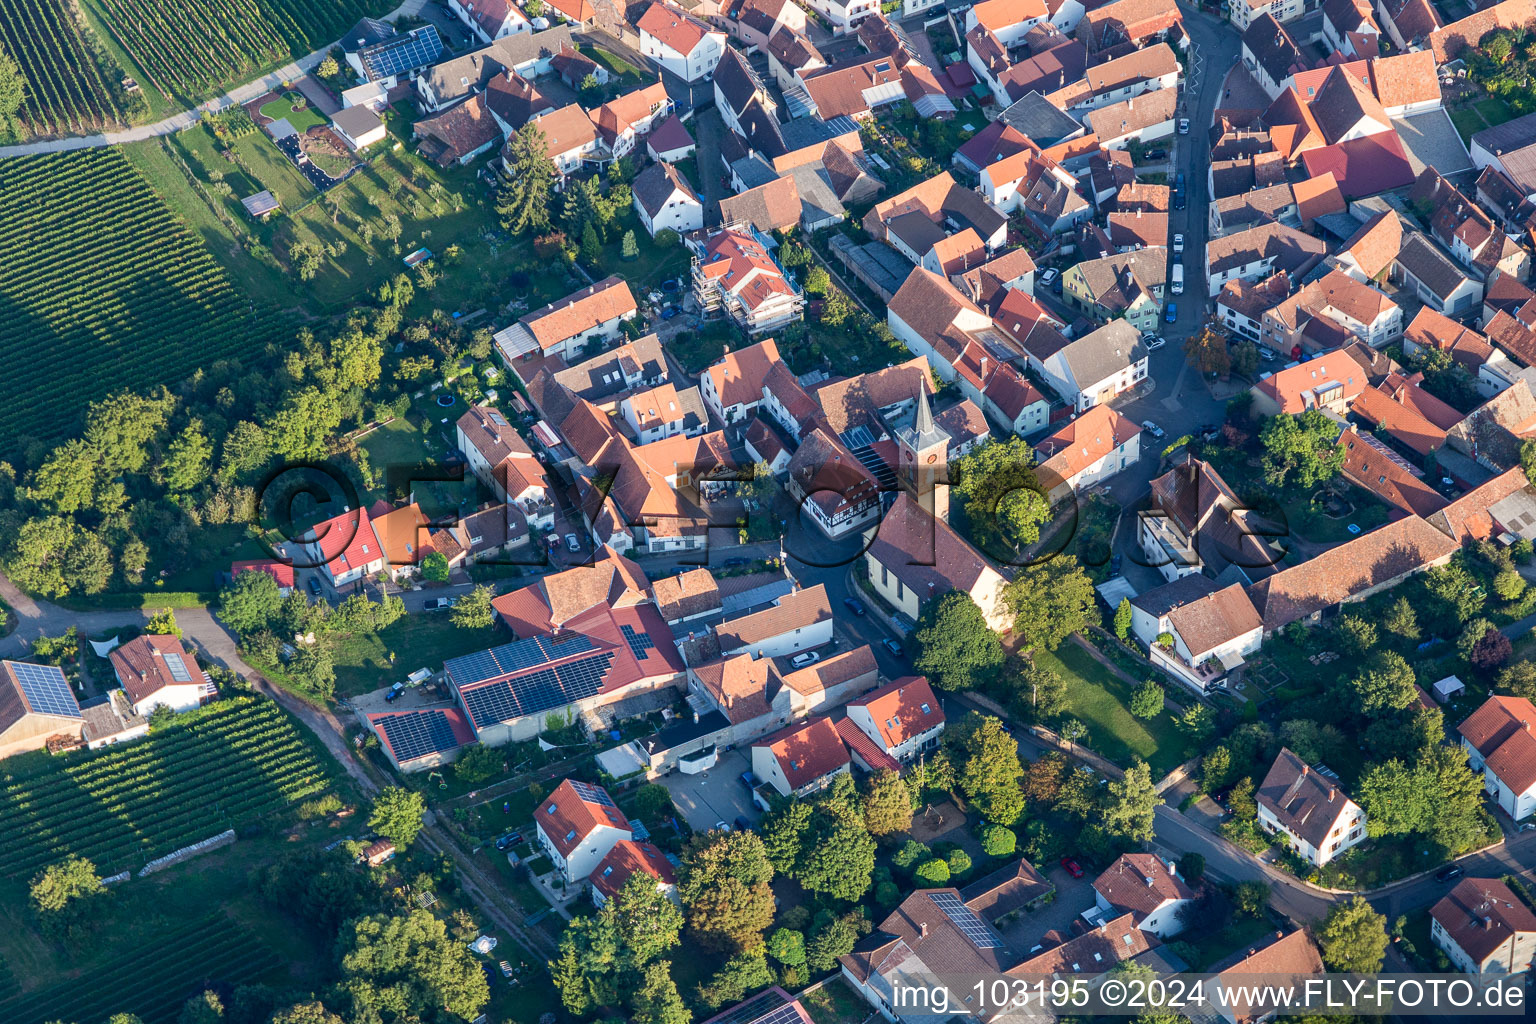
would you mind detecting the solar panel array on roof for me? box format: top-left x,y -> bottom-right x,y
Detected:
707,988 -> 789,1024
928,891 -> 1003,948
446,633 -> 601,687
571,779 -> 616,806
751,1004 -> 806,1024
162,652 -> 193,683
458,651 -> 616,727
361,26 -> 444,81
9,662 -> 82,719
377,709 -> 461,763
619,623 -> 656,662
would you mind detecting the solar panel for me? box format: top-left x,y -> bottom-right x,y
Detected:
378,710 -> 461,763
620,623 -> 657,662
362,26 -> 444,80
8,661 -> 82,719
162,652 -> 193,683
928,891 -> 1003,948
706,988 -> 788,1024
571,780 -> 617,807
751,1004 -> 806,1024
458,652 -> 614,727
445,633 -> 601,687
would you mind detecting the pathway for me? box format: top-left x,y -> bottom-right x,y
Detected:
0,0 -> 428,158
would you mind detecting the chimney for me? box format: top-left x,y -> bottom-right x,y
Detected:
920,922 -> 929,937
1328,787 -> 1336,802
1484,916 -> 1494,930
980,355 -> 989,379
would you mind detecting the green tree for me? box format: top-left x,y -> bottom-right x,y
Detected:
1457,618 -> 1497,661
913,858 -> 950,886
1103,760 -> 1161,841
678,830 -> 776,951
1184,325 -> 1231,377
30,855 -> 104,915
1114,597 -> 1133,640
621,230 -> 639,260
1495,568 -> 1526,602
1232,880 -> 1269,916
451,584 -> 495,629
759,799 -> 811,874
367,787 -> 426,849
1259,409 -> 1345,487
1005,556 -> 1097,651
218,568 -> 283,636
1227,776 -> 1257,819
612,870 -> 685,967
1382,595 -> 1420,641
420,550 -> 451,583
270,1003 -> 344,1024
797,801 -> 876,901
1130,680 -> 1164,719
1317,897 -> 1388,973
953,438 -> 1050,552
913,591 -> 1004,691
162,420 -> 212,493
1177,704 -> 1216,744
178,991 -> 223,1024
947,848 -> 972,876
947,713 -> 1025,826
496,124 -> 558,234
803,265 -> 831,295
632,962 -> 691,1024
982,825 -> 1016,857
316,53 -> 340,78
452,743 -> 501,784
338,910 -> 489,1022
108,1015 -> 149,1024
1424,560 -> 1485,625
0,43 -> 23,139
862,770 -> 913,836
266,387 -> 343,460
767,927 -> 806,967
146,607 -> 182,638
1178,852 -> 1205,885
805,912 -> 862,972
1201,746 -> 1234,792
287,644 -> 335,702
1349,651 -> 1417,716
1020,660 -> 1069,721
1334,614 -> 1377,655
696,948 -> 774,1009
580,222 -> 602,264
1497,660 -> 1536,699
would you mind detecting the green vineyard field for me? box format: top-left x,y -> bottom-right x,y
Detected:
0,0 -> 126,134
0,696 -> 330,879
0,148 -> 289,444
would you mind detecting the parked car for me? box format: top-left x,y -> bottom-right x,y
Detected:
384,682 -> 405,703
1259,347 -> 1278,361
714,820 -> 731,833
307,576 -> 323,597
564,533 -> 580,552
1172,233 -> 1184,255
1435,866 -> 1465,883
1109,554 -> 1122,577
425,597 -> 451,610
1141,420 -> 1166,439
1060,857 -> 1085,878
495,831 -> 523,850
722,555 -> 750,567
882,638 -> 905,658
790,650 -> 822,669
1143,148 -> 1167,161
1038,267 -> 1059,292
1173,189 -> 1186,210
739,771 -> 757,791
843,596 -> 867,616
1145,335 -> 1166,350
1165,302 -> 1178,324
1178,118 -> 1190,134
733,815 -> 751,831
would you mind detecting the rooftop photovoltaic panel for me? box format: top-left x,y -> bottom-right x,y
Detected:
620,623 -> 656,662
445,633 -> 601,686
458,652 -> 615,727
361,26 -> 444,80
751,1004 -> 807,1024
928,891 -> 1003,948
162,652 -> 193,683
706,989 -> 789,1024
571,780 -> 616,807
8,661 -> 82,719
377,710 -> 461,763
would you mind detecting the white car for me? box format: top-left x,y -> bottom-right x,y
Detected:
1172,233 -> 1185,255
790,650 -> 822,669
564,533 -> 580,552
1178,118 -> 1190,135
1145,336 -> 1166,350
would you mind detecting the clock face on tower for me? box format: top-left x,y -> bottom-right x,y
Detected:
926,454 -> 938,464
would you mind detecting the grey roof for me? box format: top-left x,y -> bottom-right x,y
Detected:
633,161 -> 700,217
551,334 -> 668,401
1058,319 -> 1146,386
1242,14 -> 1304,87
714,47 -> 765,118
341,16 -> 395,52
333,104 -> 384,138
897,384 -> 949,454
1488,487 -> 1536,540
940,184 -> 1008,241
787,161 -> 847,226
1130,572 -> 1222,617
732,154 -> 781,189
887,210 -> 947,254
1472,110 -> 1536,158
780,114 -> 858,152
1396,232 -> 1469,302
420,26 -> 576,105
998,92 -> 1083,146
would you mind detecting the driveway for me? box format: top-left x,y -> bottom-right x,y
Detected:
658,748 -> 763,831
999,868 -> 1095,948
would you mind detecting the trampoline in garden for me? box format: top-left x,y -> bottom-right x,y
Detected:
436,395 -> 456,408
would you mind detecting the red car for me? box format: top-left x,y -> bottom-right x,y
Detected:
1059,857 -> 1084,878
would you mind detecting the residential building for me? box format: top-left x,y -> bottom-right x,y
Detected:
493,276 -> 638,365
1459,695 -> 1536,821
1217,272 -> 1292,344
1259,269 -> 1401,354
519,103 -> 601,177
447,0 -> 530,42
534,778 -> 633,884
109,634 -> 211,716
1061,250 -> 1166,333
639,1 -> 728,80
692,229 -> 805,334
0,660 -> 84,759
701,337 -> 782,425
1255,748 -> 1367,866
1034,403 -> 1142,499
844,676 -> 945,764
1210,930 -> 1325,1024
1130,576 -> 1264,693
417,26 -> 575,111
332,105 -> 387,150
1230,0 -> 1304,30
751,717 -> 851,797
1205,221 -> 1327,292
590,839 -> 679,906
1431,877 -> 1536,975
592,81 -> 673,159
633,161 -> 704,236
1092,853 -> 1196,937
364,706 -> 476,772
1035,319 -> 1150,411
716,584 -> 835,659
1084,87 -> 1177,149
650,568 -> 722,625
301,507 -> 385,590
1140,456 -> 1285,583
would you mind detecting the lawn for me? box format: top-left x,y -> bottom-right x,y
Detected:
800,977 -> 871,1024
1169,913 -> 1275,971
581,44 -> 645,83
260,93 -> 326,133
1450,107 -> 1484,144
332,613 -> 509,697
356,396 -> 491,515
592,209 -> 692,293
1203,446 -> 1390,546
1033,643 -> 1189,775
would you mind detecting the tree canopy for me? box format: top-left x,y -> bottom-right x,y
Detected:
1103,760 -> 1161,841
1260,410 -> 1344,488
1004,556 -> 1097,652
678,830 -> 776,951
497,124 -> 558,234
338,909 -> 490,1023
367,787 -> 426,849
953,438 -> 1051,554
913,591 -> 1004,691
947,713 -> 1025,826
1317,897 -> 1388,974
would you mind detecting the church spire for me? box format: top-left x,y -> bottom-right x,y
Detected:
914,381 -> 934,437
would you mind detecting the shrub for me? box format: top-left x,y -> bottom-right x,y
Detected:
893,839 -> 929,870
946,849 -> 972,877
913,858 -> 950,886
981,825 -> 1016,858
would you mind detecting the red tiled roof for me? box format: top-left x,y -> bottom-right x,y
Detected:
535,778 -> 631,857
1093,853 -> 1194,920
231,559 -> 294,589
835,717 -> 901,772
848,675 -> 944,749
590,838 -> 677,902
639,1 -> 717,54
307,506 -> 382,576
108,634 -> 209,707
1431,877 -> 1536,965
757,716 -> 849,790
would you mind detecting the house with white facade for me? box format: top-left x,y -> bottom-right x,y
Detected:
1034,404 -> 1142,501
1459,695 -> 1536,822
456,405 -> 553,528
798,0 -> 880,33
1129,575 -> 1264,694
633,161 -> 704,237
1256,749 -> 1367,866
638,1 -> 728,81
302,507 -> 385,590
1035,320 -> 1149,412
590,839 -> 679,907
493,276 -> 638,365
447,0 -> 530,43
751,717 -> 852,798
108,634 -> 211,717
965,0 -> 1049,48
844,676 -> 945,764
534,778 -> 634,884
717,584 -> 835,660
1431,877 -> 1536,976
1091,853 -> 1196,938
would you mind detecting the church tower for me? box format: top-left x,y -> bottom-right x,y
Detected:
896,383 -> 951,522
